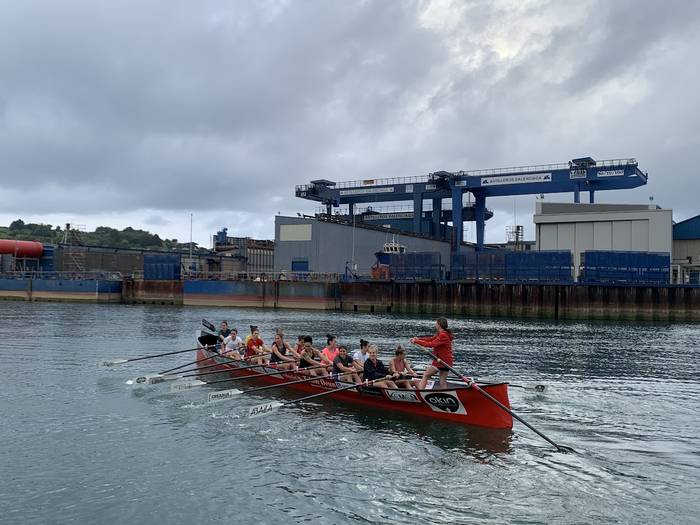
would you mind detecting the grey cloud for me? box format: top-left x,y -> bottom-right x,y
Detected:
0,0 -> 698,242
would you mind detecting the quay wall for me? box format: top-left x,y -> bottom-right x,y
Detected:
182,280 -> 339,310
3,276 -> 700,321
122,278 -> 183,305
0,277 -> 122,303
339,281 -> 700,321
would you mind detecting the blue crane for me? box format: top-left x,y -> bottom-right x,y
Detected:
295,157 -> 647,251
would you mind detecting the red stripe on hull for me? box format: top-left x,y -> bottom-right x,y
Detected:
195,349 -> 513,429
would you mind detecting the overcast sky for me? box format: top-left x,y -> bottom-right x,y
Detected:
1,0 -> 699,246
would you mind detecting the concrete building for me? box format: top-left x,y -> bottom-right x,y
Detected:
533,202 -> 673,279
274,215 -> 473,275
672,215 -> 700,284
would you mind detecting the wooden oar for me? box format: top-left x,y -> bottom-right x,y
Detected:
128,351 -> 275,385
207,369 -> 349,402
160,350 -> 273,376
244,375 -> 393,418
411,366 -> 546,393
202,318 -> 217,332
412,344 -> 573,453
100,346 -> 199,366
170,364 -> 329,391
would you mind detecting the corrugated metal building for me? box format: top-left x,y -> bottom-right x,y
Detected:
534,202 -> 673,281
672,214 -> 700,283
274,215 -> 473,275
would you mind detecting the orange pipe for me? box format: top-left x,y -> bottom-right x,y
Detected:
0,240 -> 44,257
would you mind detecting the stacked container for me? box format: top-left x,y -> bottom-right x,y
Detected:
143,254 -> 182,280
388,252 -> 443,280
580,251 -> 670,285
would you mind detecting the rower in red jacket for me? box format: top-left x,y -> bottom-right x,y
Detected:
410,317 -> 454,390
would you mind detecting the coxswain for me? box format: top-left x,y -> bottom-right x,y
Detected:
410,317 -> 454,389
389,345 -> 417,389
352,339 -> 370,372
269,330 -> 297,370
222,328 -> 244,360
321,334 -> 339,368
245,326 -> 269,365
217,321 -> 231,352
332,345 -> 361,384
363,344 -> 399,388
299,336 -> 327,376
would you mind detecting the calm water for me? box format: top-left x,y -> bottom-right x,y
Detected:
1,302 -> 698,524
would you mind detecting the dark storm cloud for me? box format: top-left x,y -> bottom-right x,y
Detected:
0,0 -> 699,239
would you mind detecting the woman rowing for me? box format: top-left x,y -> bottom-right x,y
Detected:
222,328 -> 244,360
332,345 -> 361,384
299,336 -> 327,376
269,330 -> 297,371
245,326 -> 270,365
352,339 -> 370,372
321,334 -> 339,366
389,345 -> 417,389
363,344 -> 399,388
410,317 -> 454,390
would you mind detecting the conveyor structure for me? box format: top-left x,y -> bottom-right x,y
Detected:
295,157 -> 647,252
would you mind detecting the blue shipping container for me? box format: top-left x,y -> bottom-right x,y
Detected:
143,254 -> 182,280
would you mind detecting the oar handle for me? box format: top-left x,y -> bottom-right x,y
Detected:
203,363 -> 327,386
283,375 -> 392,406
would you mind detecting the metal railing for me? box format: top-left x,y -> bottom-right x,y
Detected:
0,270 -> 123,280
181,271 -> 342,283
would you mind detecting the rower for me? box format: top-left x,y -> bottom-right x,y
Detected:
410,317 -> 454,390
352,339 -> 369,372
245,326 -> 270,365
222,328 -> 244,359
299,336 -> 327,376
321,334 -> 339,366
269,330 -> 297,370
363,344 -> 399,389
389,345 -> 417,389
332,345 -> 361,384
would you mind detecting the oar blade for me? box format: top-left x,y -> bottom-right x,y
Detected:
207,388 -> 243,402
170,380 -> 207,392
101,359 -> 127,367
532,384 -> 547,393
202,319 -> 216,332
247,401 -> 284,418
126,374 -> 180,386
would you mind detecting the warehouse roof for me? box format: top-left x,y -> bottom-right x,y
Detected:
673,214 -> 700,240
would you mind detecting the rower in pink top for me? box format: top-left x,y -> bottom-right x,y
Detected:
321,334 -> 339,369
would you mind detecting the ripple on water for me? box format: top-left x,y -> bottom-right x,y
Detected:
1,303 -> 699,523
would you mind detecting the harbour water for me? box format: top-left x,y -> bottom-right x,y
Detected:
1,302 -> 698,524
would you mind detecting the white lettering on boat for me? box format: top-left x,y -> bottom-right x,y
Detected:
386,390 -> 420,403
312,378 -> 338,390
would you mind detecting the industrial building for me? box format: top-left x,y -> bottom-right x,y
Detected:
274,215 -> 470,276
534,202 -> 673,280
672,215 -> 700,284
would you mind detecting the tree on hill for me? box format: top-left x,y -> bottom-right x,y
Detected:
1,220 -> 206,252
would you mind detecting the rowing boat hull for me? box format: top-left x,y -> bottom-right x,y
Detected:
195,340 -> 513,429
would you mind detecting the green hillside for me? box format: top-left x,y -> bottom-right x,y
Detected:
0,219 -> 203,252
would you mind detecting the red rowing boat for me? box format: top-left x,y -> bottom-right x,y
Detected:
195,333 -> 513,429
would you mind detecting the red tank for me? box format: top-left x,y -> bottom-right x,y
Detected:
0,240 -> 44,257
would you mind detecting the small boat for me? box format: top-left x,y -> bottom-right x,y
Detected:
195,333 -> 513,429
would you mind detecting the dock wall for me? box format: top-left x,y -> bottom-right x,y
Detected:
0,277 -> 122,303
3,276 -> 700,321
